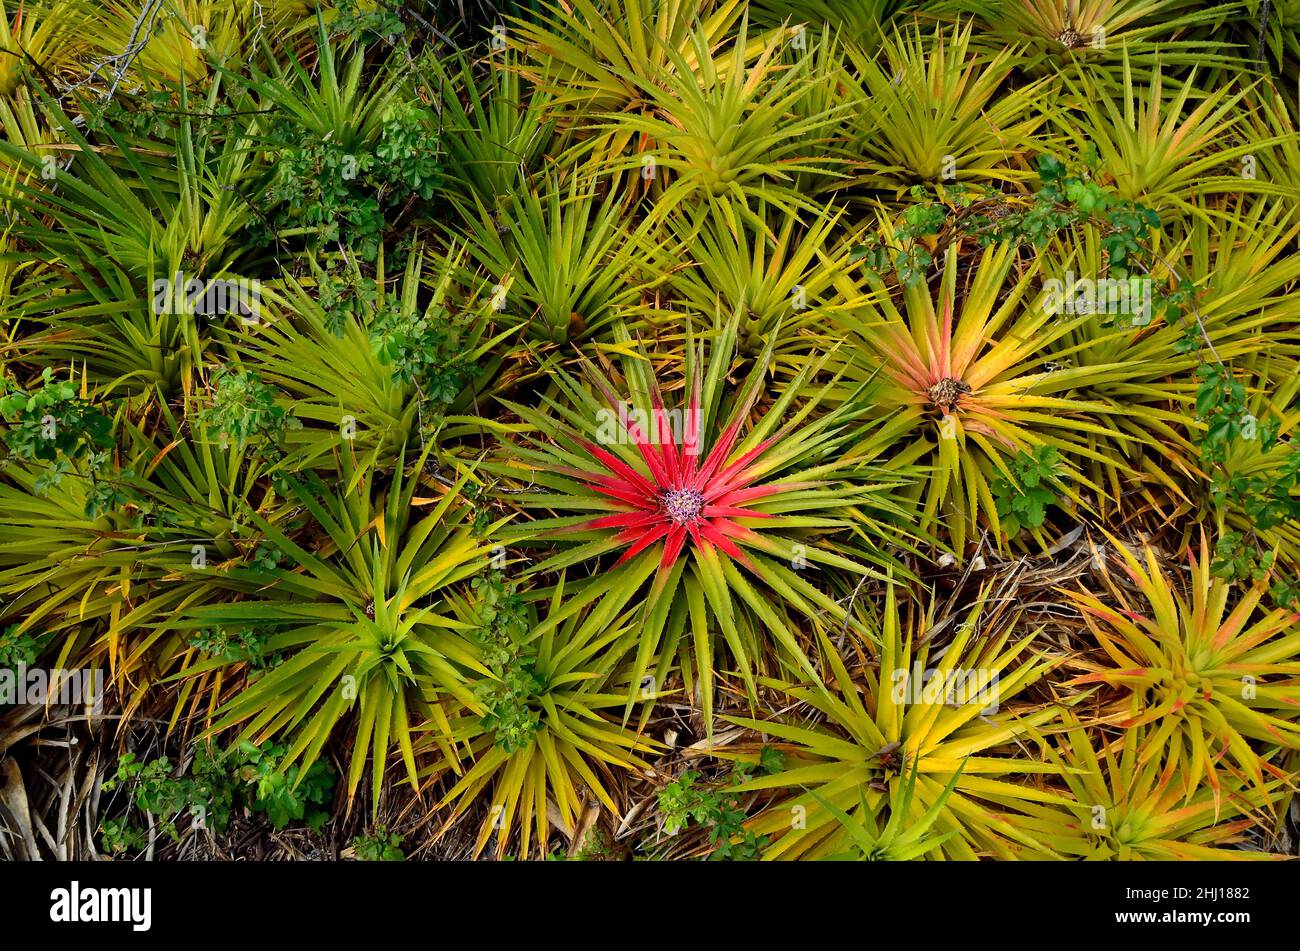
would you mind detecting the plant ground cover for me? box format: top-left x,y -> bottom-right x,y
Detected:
2,0 -> 1300,863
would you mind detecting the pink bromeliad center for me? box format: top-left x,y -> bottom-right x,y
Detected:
661,487 -> 706,524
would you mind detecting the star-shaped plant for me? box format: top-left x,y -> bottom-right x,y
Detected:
1065,534 -> 1300,803
497,316 -> 918,726
1042,717 -> 1290,860
728,585 -> 1071,860
570,344 -> 784,572
834,228 -> 1138,552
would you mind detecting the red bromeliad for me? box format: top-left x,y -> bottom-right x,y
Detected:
568,369 -> 785,570
502,318 -> 907,727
